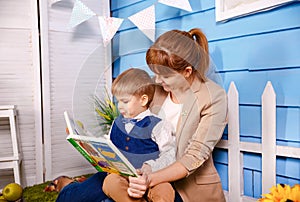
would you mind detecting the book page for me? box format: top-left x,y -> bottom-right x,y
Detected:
64,111 -> 137,177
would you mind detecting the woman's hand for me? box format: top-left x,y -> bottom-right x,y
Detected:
127,170 -> 150,198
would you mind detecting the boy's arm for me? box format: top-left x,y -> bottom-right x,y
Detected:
144,120 -> 176,172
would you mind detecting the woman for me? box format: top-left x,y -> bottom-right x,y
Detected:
55,28 -> 227,202
105,28 -> 228,202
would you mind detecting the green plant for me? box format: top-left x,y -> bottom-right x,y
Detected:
93,91 -> 119,134
22,174 -> 94,202
23,181 -> 58,202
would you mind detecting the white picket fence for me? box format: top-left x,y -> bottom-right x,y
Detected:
216,81 -> 300,202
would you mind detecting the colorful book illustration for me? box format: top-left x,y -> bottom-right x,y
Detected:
64,111 -> 138,177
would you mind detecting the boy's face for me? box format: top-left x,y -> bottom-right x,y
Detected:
115,94 -> 146,118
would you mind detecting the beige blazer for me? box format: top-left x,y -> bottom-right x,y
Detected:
150,78 -> 228,202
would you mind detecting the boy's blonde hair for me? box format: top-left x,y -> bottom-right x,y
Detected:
112,68 -> 155,107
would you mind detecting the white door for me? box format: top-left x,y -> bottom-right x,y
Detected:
40,0 -> 112,182
0,0 -> 111,187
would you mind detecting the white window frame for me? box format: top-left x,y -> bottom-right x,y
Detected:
215,0 -> 298,22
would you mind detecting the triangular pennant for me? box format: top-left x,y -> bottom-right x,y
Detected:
128,5 -> 155,42
68,0 -> 96,28
49,0 -> 61,6
98,16 -> 124,46
158,0 -> 192,12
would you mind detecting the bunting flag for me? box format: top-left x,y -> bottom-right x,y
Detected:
52,0 -> 194,44
68,0 -> 96,28
98,16 -> 124,46
49,0 -> 62,6
158,0 -> 192,12
128,5 -> 155,42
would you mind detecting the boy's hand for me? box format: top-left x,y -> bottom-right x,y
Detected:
127,174 -> 149,198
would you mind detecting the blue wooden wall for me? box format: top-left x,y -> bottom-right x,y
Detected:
111,0 -> 300,198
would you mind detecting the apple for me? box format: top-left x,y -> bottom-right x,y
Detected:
2,183 -> 23,202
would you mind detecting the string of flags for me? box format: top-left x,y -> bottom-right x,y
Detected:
98,16 -> 124,46
158,0 -> 192,12
50,0 -> 192,46
68,0 -> 96,28
128,5 -> 156,42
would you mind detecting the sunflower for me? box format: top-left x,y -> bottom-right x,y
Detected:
258,184 -> 300,202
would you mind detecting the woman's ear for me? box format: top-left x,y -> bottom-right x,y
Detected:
140,94 -> 149,107
184,66 -> 193,78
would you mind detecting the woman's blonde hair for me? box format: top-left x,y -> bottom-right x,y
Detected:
112,68 -> 155,107
146,28 -> 209,82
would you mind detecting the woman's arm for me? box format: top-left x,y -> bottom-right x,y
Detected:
148,161 -> 188,187
176,84 -> 228,175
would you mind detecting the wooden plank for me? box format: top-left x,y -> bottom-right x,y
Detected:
114,27 -> 300,73
222,70 -> 300,107
227,82 -> 243,201
277,145 -> 300,158
277,156 -> 300,179
181,2 -> 300,42
209,28 -> 300,71
261,81 -> 276,194
111,0 -> 214,12
39,0 -> 52,182
277,107 -> 300,142
215,162 -> 229,190
0,106 -> 15,110
244,169 -> 254,197
111,0 -> 151,11
239,142 -> 261,154
254,170 -> 262,198
242,196 -> 257,202
217,140 -> 300,159
0,0 -> 32,29
32,0 -> 43,184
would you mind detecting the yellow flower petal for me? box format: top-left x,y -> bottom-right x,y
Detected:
262,193 -> 274,199
258,199 -> 274,202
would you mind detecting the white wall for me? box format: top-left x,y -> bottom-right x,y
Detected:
0,0 -> 42,186
0,0 -> 111,187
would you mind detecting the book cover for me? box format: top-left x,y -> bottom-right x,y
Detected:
64,111 -> 138,177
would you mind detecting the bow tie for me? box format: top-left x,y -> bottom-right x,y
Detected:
122,118 -> 138,124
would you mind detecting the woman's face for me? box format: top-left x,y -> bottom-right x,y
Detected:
155,74 -> 177,92
154,71 -> 188,93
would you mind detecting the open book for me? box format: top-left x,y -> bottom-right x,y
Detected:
64,111 -> 138,177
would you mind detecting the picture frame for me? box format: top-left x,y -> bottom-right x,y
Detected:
215,0 -> 297,22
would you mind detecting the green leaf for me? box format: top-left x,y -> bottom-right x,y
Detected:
93,90 -> 119,132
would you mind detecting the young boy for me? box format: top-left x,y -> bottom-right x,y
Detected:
103,68 -> 176,202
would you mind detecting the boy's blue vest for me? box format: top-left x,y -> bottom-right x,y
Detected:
110,115 -> 161,168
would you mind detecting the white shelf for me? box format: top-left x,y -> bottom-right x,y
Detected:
0,106 -> 22,185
